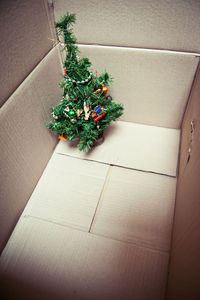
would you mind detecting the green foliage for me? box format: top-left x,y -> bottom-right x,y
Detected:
46,12 -> 124,152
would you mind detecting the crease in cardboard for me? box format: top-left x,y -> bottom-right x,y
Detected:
43,0 -> 57,41
180,59 -> 200,129
5,214 -> 170,257
89,165 -> 113,233
89,230 -> 171,254
21,214 -> 88,234
55,121 -> 180,177
77,43 -> 200,57
56,152 -> 177,178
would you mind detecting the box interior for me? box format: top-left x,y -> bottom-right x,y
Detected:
1,1 -> 200,299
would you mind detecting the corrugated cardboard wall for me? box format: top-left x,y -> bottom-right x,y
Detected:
54,0 -> 199,129
0,0 -> 56,107
166,63 -> 200,300
54,0 -> 200,52
0,6 -> 200,295
53,1 -> 200,297
0,0 -> 62,253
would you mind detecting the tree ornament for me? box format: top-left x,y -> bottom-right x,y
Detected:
101,83 -> 108,94
68,109 -> 76,118
84,102 -> 91,120
76,108 -> 83,117
64,95 -> 70,101
46,12 -> 124,152
65,72 -> 92,84
92,106 -> 107,122
63,107 -> 69,116
52,112 -> 58,119
58,134 -> 67,141
93,83 -> 108,95
70,118 -> 77,123
93,88 -> 102,95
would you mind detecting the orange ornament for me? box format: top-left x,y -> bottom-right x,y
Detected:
93,88 -> 102,95
58,135 -> 67,141
102,86 -> 108,94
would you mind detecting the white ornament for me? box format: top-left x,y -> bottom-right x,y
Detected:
84,102 -> 91,120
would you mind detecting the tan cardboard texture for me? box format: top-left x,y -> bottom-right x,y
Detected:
56,121 -> 180,177
0,0 -> 56,107
166,64 -> 200,300
78,44 -> 198,128
54,0 -> 200,53
1,1 -> 200,299
0,46 -> 62,253
0,216 -> 169,300
91,166 -> 177,252
23,154 -> 109,231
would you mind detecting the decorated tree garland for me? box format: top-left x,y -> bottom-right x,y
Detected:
46,12 -> 124,152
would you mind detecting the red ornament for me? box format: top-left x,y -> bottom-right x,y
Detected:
94,111 -> 107,122
64,68 -> 67,77
92,106 -> 107,122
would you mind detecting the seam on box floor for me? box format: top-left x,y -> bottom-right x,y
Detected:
89,231 -> 170,254
89,165 -> 113,233
56,152 -> 177,178
21,214 -> 88,234
20,215 -> 169,255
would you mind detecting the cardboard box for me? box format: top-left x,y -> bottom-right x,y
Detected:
0,1 -> 200,299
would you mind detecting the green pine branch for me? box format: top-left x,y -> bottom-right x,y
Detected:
46,12 -> 124,152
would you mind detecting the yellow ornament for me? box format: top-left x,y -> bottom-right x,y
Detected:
76,109 -> 83,117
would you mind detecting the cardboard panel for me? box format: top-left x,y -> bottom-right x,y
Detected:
166,64 -> 200,299
55,121 -> 180,177
0,216 -> 169,300
77,45 -> 198,128
91,167 -> 177,252
23,154 -> 109,231
54,0 -> 200,53
0,0 -> 56,107
0,46 -> 62,254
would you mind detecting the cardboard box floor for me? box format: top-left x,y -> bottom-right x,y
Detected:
1,119 -> 179,299
1,1 -> 200,298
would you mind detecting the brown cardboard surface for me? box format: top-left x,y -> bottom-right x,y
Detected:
0,0 -> 56,107
23,153 -> 109,231
166,64 -> 200,299
0,216 -> 169,300
56,121 -> 180,177
54,0 -> 200,53
91,166 -> 177,252
0,46 -> 62,254
78,44 -> 198,128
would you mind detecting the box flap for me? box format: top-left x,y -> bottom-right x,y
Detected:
0,46 -> 62,253
91,166 -> 177,252
55,121 -> 180,177
23,154 -> 109,231
1,216 -> 169,300
78,45 -> 198,128
0,0 -> 56,107
54,0 -> 200,53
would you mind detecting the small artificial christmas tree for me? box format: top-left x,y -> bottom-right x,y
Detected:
46,12 -> 123,152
